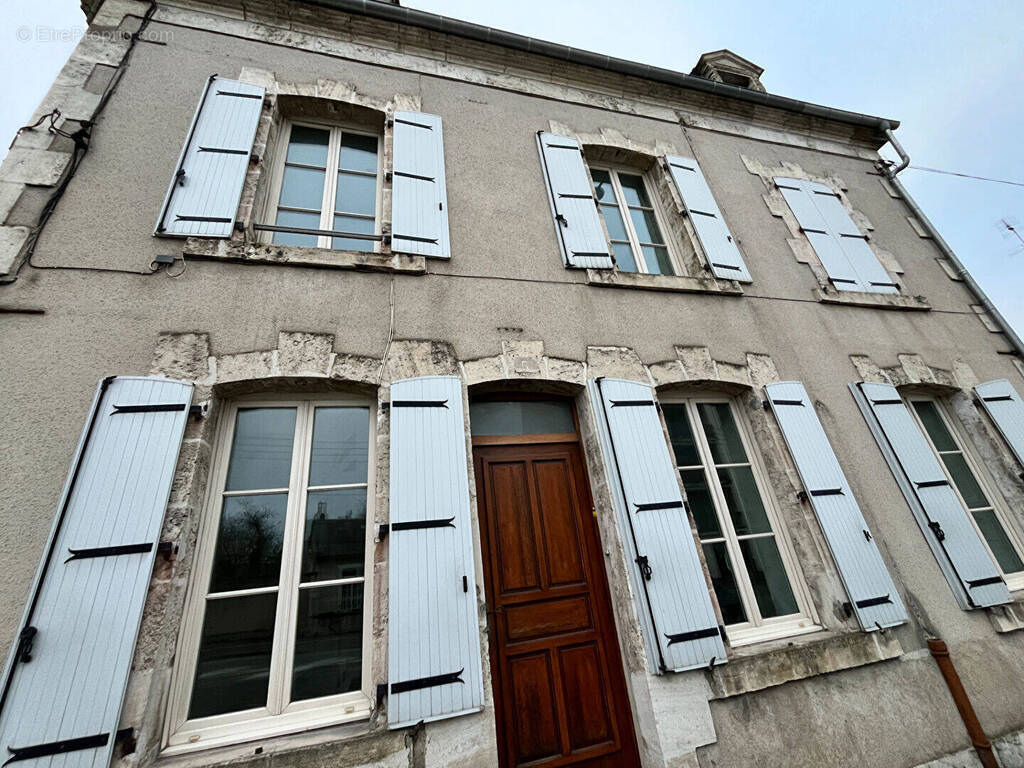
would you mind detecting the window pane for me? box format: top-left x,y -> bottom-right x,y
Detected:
697,403 -> 748,465
338,132 -> 378,173
331,214 -> 375,252
225,408 -> 297,491
273,210 -> 320,247
612,243 -> 637,273
210,494 -> 288,592
717,466 -> 771,535
286,125 -> 329,167
469,400 -> 575,436
189,593 -> 277,719
973,509 -> 1024,573
739,537 -> 799,619
599,203 -> 629,241
941,454 -> 989,509
309,407 -> 370,486
292,584 -> 364,701
662,404 -> 700,467
335,171 -> 376,216
301,489 -> 367,582
642,245 -> 674,276
618,173 -> 651,208
279,166 -> 326,211
591,169 -> 613,202
629,208 -> 665,245
912,401 -> 958,452
680,469 -> 721,539
702,542 -> 746,625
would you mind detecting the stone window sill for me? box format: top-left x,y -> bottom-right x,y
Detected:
988,595 -> 1024,634
181,238 -> 425,274
586,268 -> 744,295
707,628 -> 904,700
816,288 -> 930,311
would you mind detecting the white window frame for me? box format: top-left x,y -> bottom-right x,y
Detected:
163,394 -> 377,754
906,395 -> 1024,592
264,119 -> 383,251
661,394 -> 819,647
589,164 -> 679,275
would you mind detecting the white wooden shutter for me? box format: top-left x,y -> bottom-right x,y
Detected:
766,382 -> 907,630
387,376 -> 483,728
536,133 -> 614,269
155,76 -> 264,237
775,178 -> 897,294
666,155 -> 751,282
391,111 -> 450,259
589,379 -> 726,673
853,382 -> 1010,608
0,376 -> 193,768
975,379 -> 1024,468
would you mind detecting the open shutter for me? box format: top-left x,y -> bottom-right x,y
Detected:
775,178 -> 897,294
156,76 -> 264,237
853,382 -> 1010,608
536,132 -> 613,269
766,382 -> 906,630
975,379 -> 1024,468
391,111 -> 450,259
387,376 -> 483,728
589,379 -> 725,673
666,156 -> 751,282
0,376 -> 193,768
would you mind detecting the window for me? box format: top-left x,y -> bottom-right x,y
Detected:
908,397 -> 1024,590
591,167 -> 675,275
662,398 -> 816,645
166,397 -> 374,750
269,122 -> 381,251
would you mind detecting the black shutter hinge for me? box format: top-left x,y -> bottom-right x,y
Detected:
115,728 -> 136,757
189,403 -> 207,420
157,541 -> 178,561
16,626 -> 37,663
635,554 -> 652,581
796,490 -> 808,503
928,521 -> 946,541
376,683 -> 388,707
863,529 -> 872,542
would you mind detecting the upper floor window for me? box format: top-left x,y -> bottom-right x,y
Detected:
269,122 -> 381,251
591,167 -> 675,275
662,397 -> 816,645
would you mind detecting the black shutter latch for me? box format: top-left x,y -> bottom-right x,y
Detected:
174,167 -> 186,186
16,626 -> 37,663
928,521 -> 946,541
635,555 -> 653,581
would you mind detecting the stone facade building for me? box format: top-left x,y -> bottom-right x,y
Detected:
2,1 -> 1024,767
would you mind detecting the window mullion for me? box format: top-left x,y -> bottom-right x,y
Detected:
319,129 -> 342,248
613,170 -> 647,272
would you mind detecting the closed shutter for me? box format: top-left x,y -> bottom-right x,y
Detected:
155,76 -> 264,237
775,178 -> 897,294
0,376 -> 193,768
666,156 -> 751,282
387,376 -> 483,728
766,382 -> 907,630
975,379 -> 1024,468
589,379 -> 725,673
536,133 -> 614,269
391,111 -> 450,259
853,382 -> 1010,608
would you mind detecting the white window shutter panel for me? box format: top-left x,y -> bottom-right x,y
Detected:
387,376 -> 483,728
391,111 -> 450,258
975,379 -> 1024,468
666,156 -> 751,282
0,376 -> 193,768
536,133 -> 614,269
853,382 -> 1010,608
589,379 -> 726,673
766,382 -> 907,630
155,76 -> 264,237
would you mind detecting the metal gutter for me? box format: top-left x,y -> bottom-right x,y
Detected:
304,0 -> 899,133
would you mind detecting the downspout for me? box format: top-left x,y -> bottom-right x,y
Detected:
927,639 -> 1000,768
880,123 -> 1024,359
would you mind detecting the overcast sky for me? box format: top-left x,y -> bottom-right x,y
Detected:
3,0 -> 1021,334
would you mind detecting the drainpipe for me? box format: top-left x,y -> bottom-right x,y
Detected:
927,639 -> 1000,768
880,123 -> 1024,360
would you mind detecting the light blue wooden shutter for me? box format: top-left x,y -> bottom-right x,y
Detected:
0,376 -> 193,768
975,379 -> 1024,468
156,76 -> 264,237
387,376 -> 483,728
589,379 -> 726,673
766,382 -> 907,630
775,178 -> 897,294
391,111 -> 450,259
536,133 -> 614,269
853,382 -> 1010,608
666,156 -> 751,282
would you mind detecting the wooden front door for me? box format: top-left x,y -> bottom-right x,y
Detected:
474,440 -> 640,768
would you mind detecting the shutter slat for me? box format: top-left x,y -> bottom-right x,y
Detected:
589,379 -> 725,673
536,133 -> 614,269
666,156 -> 751,282
854,382 -> 1010,608
0,377 -> 193,768
156,77 -> 264,237
975,379 -> 1024,468
387,377 -> 482,728
391,111 -> 450,259
766,381 -> 907,630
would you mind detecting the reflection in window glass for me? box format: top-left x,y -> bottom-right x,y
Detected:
225,408 -> 296,491
469,400 -> 575,436
590,166 -> 673,275
292,584 -> 364,701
